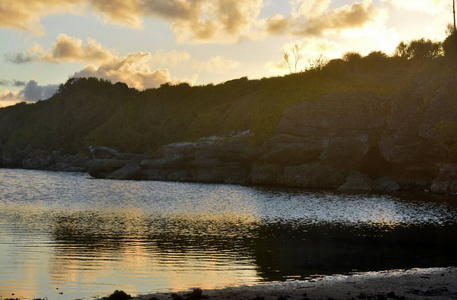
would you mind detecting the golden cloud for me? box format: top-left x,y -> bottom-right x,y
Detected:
6,34 -> 114,64
72,52 -> 171,90
40,34 -> 114,63
0,0 -> 263,42
264,0 -> 382,37
0,0 -> 80,36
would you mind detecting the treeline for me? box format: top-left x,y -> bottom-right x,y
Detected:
1,34 -> 456,156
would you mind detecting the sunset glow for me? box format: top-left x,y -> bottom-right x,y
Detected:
0,0 -> 452,106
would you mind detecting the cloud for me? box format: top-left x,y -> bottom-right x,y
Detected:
0,0 -> 81,36
18,80 -> 59,101
0,79 -> 57,107
6,34 -> 114,64
0,79 -> 27,87
72,52 -> 171,90
0,89 -> 19,101
42,34 -> 114,63
4,53 -> 35,64
264,0 -> 382,37
192,56 -> 241,73
0,0 -> 263,43
168,0 -> 263,42
150,50 -> 192,66
6,32 -> 240,90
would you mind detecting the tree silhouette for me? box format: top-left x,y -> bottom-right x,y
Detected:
282,44 -> 303,73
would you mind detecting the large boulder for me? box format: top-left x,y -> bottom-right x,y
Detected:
430,163 -> 457,194
338,172 -> 374,192
87,159 -> 135,178
373,176 -> 400,193
106,162 -> 142,180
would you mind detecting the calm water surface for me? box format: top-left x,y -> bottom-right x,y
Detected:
1,169 -> 457,299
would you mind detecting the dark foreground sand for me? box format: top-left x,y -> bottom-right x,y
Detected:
132,267 -> 457,300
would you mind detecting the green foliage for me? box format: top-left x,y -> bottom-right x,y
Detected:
394,38 -> 443,60
443,32 -> 457,64
2,77 -> 132,153
0,38 -> 454,156
342,52 -> 363,63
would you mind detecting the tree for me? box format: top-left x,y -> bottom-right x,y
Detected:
394,39 -> 443,60
282,44 -> 303,73
307,54 -> 328,71
443,32 -> 457,63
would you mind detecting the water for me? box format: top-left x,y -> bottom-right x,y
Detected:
1,169 -> 457,299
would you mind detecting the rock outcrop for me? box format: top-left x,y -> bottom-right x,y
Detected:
139,131 -> 261,185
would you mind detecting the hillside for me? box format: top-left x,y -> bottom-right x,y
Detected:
1,35 -> 457,193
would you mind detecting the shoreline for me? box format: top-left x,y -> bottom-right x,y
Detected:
130,267 -> 457,300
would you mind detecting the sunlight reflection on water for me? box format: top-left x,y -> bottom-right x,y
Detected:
1,169 -> 457,299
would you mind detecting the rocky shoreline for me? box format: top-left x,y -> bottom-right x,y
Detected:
2,85 -> 457,195
115,267 -> 457,300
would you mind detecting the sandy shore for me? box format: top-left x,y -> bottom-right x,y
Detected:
132,267 -> 457,300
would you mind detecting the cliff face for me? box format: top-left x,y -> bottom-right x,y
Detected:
126,74 -> 455,193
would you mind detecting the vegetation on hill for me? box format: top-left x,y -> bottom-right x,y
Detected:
1,34 -> 456,156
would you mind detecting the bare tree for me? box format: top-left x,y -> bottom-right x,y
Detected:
282,44 -> 303,73
307,54 -> 328,71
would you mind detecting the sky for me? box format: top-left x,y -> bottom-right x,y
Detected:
0,0 -> 453,107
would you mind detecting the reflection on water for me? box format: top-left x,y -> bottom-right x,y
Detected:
1,169 -> 457,299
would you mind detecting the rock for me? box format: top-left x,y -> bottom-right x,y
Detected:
22,149 -> 52,169
190,163 -> 249,184
139,169 -> 169,181
430,163 -> 457,194
139,131 -> 259,184
106,162 -> 142,180
87,159 -> 135,178
141,156 -> 189,169
2,145 -> 35,167
49,149 -> 90,172
282,164 -> 348,189
338,172 -> 374,191
262,135 -> 325,165
265,92 -> 386,172
89,146 -> 149,161
248,164 -> 284,185
167,170 -> 190,181
373,176 -> 400,193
